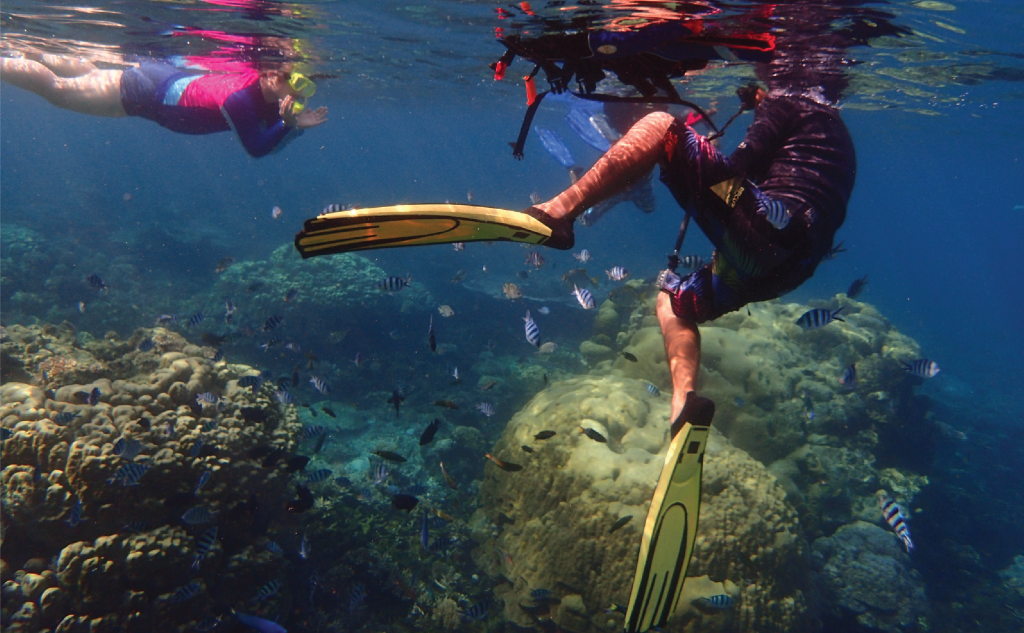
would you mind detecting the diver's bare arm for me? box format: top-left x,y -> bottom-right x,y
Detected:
656,292 -> 701,424
538,111 -> 675,221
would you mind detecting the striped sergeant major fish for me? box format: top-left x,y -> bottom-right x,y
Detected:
680,255 -> 706,269
753,188 -> 792,230
572,284 -> 595,309
879,494 -> 914,552
106,463 -> 149,487
523,310 -> 540,347
901,358 -> 940,378
192,526 -> 218,569
692,594 -> 735,612
168,581 -> 201,604
377,275 -> 411,292
795,306 -> 844,329
605,266 -> 629,281
185,312 -> 205,328
321,203 -> 358,215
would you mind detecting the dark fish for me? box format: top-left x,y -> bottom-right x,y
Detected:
450,269 -> 468,284
306,468 -> 333,483
52,412 -> 77,425
74,387 -> 101,405
609,515 -> 633,533
322,407 -> 337,418
692,594 -> 735,612
377,275 -> 411,292
517,270 -> 530,279
186,312 -> 205,328
847,275 -> 868,299
534,430 -> 556,440
191,527 -> 218,569
240,407 -> 267,423
194,471 -> 211,493
201,333 -> 226,347
312,431 -> 327,454
495,512 -> 515,527
374,450 -> 407,463
284,288 -> 299,302
580,427 -> 608,443
421,512 -> 430,550
168,581 -> 201,604
106,463 -> 149,486
531,589 -> 554,599
121,521 -> 149,534
902,358 -> 940,378
480,381 -> 498,391
392,493 -> 419,512
66,501 -> 85,527
246,281 -> 265,293
795,306 -> 845,329
840,364 -> 857,388
485,454 -> 523,472
307,406 -> 318,418
286,455 -> 310,473
252,580 -> 281,602
387,389 -> 405,417
521,445 -> 534,453
823,240 -> 847,260
239,376 -> 262,390
286,485 -> 315,513
262,315 -> 284,332
274,389 -> 294,405
86,273 -> 109,291
463,599 -> 491,621
420,418 -> 441,446
138,339 -> 154,352
543,374 -> 548,385
304,425 -> 327,438
210,348 -> 224,362
181,506 -> 215,525
621,351 -> 638,363
440,461 -> 458,490
260,448 -> 286,469
434,400 -> 459,410
428,316 -> 437,352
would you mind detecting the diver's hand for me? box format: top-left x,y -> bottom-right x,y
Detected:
296,106 -> 328,129
280,96 -> 299,127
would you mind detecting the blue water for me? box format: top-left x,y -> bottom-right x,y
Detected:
3,1 -> 1024,631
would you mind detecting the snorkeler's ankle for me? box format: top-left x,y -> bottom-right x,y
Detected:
523,206 -> 575,250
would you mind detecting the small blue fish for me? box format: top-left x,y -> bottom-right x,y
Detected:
191,526 -> 218,569
186,312 -> 205,328
646,383 -> 661,396
377,276 -> 411,292
156,314 -> 178,325
262,315 -> 284,332
284,288 -> 299,302
233,610 -> 286,633
534,127 -> 575,169
195,471 -> 211,494
252,579 -> 281,603
299,532 -> 311,559
138,339 -> 154,352
181,506 -> 215,525
188,437 -> 206,458
306,468 -> 333,483
66,501 -> 85,527
795,306 -> 844,329
531,589 -> 553,599
901,358 -> 940,378
840,364 -> 857,388
372,463 -> 389,484
74,387 -> 101,405
112,437 -> 143,460
692,594 -> 735,611
106,463 -> 149,486
168,581 -> 201,604
121,520 -> 148,534
309,376 -> 330,395
265,541 -> 284,555
573,284 -> 595,310
275,390 -> 294,405
260,337 -> 283,352
52,412 -> 77,425
523,310 -> 540,347
239,375 -> 262,390
304,425 -> 327,438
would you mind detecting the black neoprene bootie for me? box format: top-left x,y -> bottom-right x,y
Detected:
670,391 -> 715,438
523,206 -> 575,250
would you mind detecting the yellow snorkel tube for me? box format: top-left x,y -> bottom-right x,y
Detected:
289,73 -> 317,114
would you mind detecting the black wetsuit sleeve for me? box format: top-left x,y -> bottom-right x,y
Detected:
221,89 -> 302,158
727,98 -> 794,179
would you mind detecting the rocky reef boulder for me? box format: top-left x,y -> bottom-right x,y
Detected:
477,375 -> 810,632
810,521 -> 929,632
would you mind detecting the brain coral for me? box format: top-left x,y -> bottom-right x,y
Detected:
477,375 -> 809,632
1,325 -> 300,632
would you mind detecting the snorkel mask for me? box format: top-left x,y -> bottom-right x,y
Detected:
288,73 -> 316,114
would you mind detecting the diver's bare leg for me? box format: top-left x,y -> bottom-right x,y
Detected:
656,292 -> 700,423
29,53 -> 99,78
537,111 -> 675,221
0,58 -> 126,117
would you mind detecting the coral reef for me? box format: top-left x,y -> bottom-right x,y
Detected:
477,374 -> 809,632
1000,555 -> 1024,600
1,324 -> 301,632
810,521 -> 930,632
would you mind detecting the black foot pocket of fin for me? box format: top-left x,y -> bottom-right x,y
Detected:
670,392 -> 715,438
523,206 -> 575,250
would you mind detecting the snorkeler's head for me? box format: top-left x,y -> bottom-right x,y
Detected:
260,69 -> 317,113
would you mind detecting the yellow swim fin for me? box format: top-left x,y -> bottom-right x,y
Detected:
294,203 -> 554,258
624,395 -> 714,633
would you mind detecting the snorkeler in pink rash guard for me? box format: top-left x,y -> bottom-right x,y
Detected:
0,56 -> 327,157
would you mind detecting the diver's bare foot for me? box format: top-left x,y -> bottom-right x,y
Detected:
523,206 -> 575,250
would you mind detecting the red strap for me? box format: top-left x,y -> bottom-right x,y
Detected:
524,75 -> 537,106
494,60 -> 507,81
